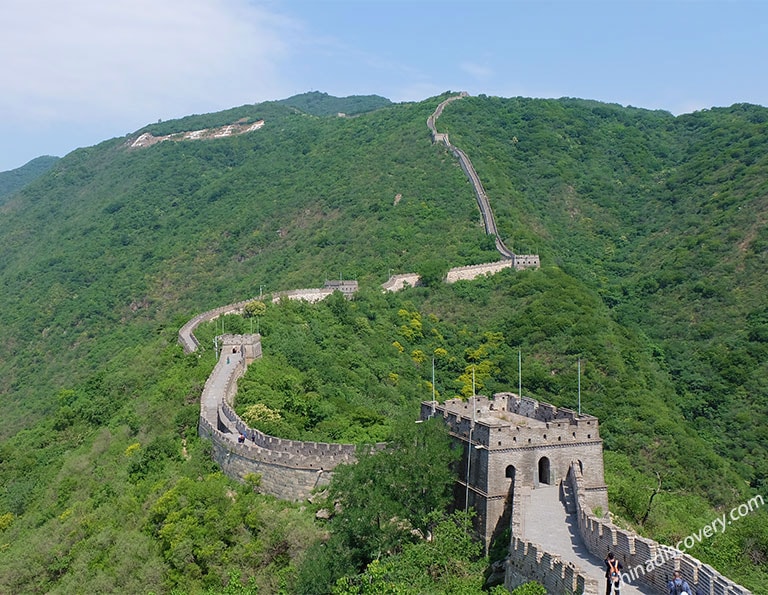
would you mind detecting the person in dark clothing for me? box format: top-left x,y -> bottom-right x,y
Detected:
604,552 -> 622,594
668,570 -> 692,595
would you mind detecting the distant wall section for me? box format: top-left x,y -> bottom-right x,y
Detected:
428,93 -> 538,267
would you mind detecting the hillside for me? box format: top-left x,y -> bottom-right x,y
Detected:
278,91 -> 392,116
0,93 -> 766,593
0,155 -> 59,202
437,97 -> 768,492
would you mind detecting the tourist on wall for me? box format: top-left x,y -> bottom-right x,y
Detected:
604,552 -> 622,594
668,570 -> 692,595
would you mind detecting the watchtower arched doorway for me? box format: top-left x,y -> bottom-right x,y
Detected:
493,464 -> 517,540
505,465 -> 516,519
537,456 -> 551,485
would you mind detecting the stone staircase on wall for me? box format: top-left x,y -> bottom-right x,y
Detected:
428,93 -> 539,268
568,464 -> 751,595
514,483 -> 652,594
181,293 -> 753,594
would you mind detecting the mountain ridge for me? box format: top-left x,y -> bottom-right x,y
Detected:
0,154 -> 59,201
0,91 -> 765,593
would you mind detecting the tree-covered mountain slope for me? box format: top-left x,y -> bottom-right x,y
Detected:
437,96 -> 768,493
0,93 -> 765,592
0,94 -> 495,437
277,91 -> 392,116
0,155 -> 59,202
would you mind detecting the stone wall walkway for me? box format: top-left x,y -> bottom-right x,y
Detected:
522,484 -> 657,594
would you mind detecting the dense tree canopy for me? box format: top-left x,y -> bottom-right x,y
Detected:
0,92 -> 766,592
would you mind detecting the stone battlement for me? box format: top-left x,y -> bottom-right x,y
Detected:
505,537 -> 597,594
193,327 -> 370,500
429,392 -> 600,449
423,391 -> 608,556
220,401 -> 359,460
445,261 -> 513,282
569,463 -> 751,595
270,280 -> 359,303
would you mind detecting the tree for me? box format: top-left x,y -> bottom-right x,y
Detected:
332,512 -> 487,594
416,258 -> 449,288
316,418 -> 460,577
510,582 -> 546,595
243,300 -> 266,334
243,300 -> 266,318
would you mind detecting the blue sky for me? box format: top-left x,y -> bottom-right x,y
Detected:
1,0 -> 766,172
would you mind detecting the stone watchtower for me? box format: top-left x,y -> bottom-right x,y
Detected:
421,392 -> 609,550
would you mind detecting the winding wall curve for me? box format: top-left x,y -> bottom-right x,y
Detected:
175,95 -> 748,594
196,331 -> 365,500
428,93 -> 536,264
180,261 -> 528,500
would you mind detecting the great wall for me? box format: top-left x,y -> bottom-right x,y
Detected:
178,94 -> 750,594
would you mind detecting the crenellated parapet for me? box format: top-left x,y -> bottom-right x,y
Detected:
219,401 -> 359,461
178,281 -> 358,354
427,393 -> 602,450
505,537 -> 598,594
178,298 -> 262,354
424,392 -> 608,553
446,261 -> 514,282
381,273 -> 421,292
194,332 -> 370,500
568,462 -> 752,595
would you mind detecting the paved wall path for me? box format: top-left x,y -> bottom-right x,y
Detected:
429,94 -> 517,260
200,349 -> 245,434
522,484 -> 657,594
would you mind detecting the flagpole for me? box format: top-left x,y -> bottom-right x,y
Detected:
578,358 -> 581,415
431,356 -> 436,417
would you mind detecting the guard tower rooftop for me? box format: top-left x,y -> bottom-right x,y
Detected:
422,392 -> 601,450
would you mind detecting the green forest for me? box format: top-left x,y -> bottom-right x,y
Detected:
0,92 -> 766,593
0,155 -> 59,202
